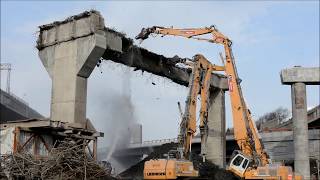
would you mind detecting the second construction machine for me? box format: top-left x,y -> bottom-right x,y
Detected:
143,54 -> 224,179
136,25 -> 302,180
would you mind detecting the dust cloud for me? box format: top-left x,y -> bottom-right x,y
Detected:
89,64 -> 139,173
106,68 -> 137,160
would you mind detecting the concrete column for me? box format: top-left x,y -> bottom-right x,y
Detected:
281,66 -> 320,179
291,82 -> 310,179
37,11 -> 107,127
204,89 -> 226,168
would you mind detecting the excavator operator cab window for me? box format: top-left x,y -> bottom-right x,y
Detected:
230,154 -> 250,176
168,150 -> 177,159
168,149 -> 183,159
242,159 -> 249,169
232,155 -> 244,166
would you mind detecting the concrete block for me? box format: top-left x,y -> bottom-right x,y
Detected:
57,22 -> 73,42
42,28 -> 56,46
281,67 -> 320,85
77,33 -> 107,77
37,10 -> 105,50
75,17 -> 92,37
105,31 -> 122,52
38,47 -> 55,78
210,73 -> 228,90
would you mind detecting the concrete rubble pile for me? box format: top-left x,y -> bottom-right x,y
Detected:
0,138 -> 114,180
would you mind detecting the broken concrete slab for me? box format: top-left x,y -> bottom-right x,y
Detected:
36,10 -> 228,129
101,31 -> 228,90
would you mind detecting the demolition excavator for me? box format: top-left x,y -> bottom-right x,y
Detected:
136,26 -> 302,180
143,53 -> 224,179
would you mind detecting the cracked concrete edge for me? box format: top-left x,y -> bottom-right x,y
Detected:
36,10 -> 228,89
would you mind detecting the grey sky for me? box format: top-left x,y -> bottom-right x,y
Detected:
1,1 -> 319,142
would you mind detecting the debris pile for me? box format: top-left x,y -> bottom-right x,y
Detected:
0,139 -> 115,180
119,142 -> 178,179
119,142 -> 239,180
191,154 -> 239,180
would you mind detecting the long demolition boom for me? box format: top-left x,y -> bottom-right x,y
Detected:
179,54 -> 220,159
136,25 -> 269,166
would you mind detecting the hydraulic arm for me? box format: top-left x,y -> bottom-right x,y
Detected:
143,54 -> 215,179
137,25 -> 302,179
179,54 -> 217,159
136,25 -> 269,166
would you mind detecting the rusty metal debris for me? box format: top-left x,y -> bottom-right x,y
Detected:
0,138 -> 114,180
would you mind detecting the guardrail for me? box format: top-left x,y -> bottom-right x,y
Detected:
138,138 -> 178,145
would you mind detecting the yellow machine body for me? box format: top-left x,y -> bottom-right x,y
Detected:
242,166 -> 302,180
144,159 -> 198,179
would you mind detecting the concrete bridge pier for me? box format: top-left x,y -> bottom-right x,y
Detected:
281,67 -> 320,179
205,88 -> 227,168
291,82 -> 310,178
201,75 -> 228,168
37,11 -> 107,127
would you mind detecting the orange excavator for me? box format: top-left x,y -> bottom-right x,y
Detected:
144,54 -> 224,179
136,26 -> 302,180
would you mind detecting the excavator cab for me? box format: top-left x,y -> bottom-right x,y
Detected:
167,148 -> 184,159
228,150 -> 252,177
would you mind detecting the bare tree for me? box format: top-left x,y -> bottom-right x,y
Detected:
257,107 -> 290,125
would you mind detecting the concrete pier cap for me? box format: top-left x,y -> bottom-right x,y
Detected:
281,66 -> 320,85
36,10 -> 114,127
280,66 -> 320,179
